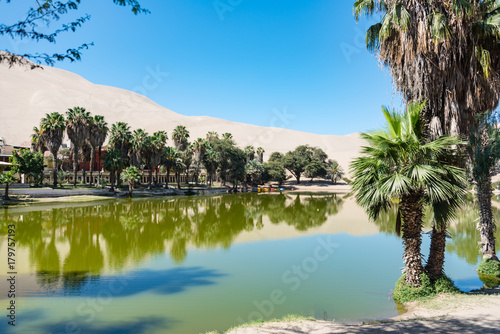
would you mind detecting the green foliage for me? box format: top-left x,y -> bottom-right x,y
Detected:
327,160 -> 344,184
478,273 -> 500,288
393,273 -> 460,303
268,152 -> 283,162
282,145 -> 313,183
305,158 -> 327,180
10,149 -> 45,186
245,160 -> 264,185
0,171 -> 17,199
263,161 -> 287,186
478,258 -> 500,277
103,148 -> 125,173
121,166 -> 141,183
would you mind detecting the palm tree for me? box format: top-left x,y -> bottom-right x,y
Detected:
93,115 -> 108,186
182,143 -> 193,184
173,158 -> 186,189
468,112 -> 500,262
162,146 -> 181,189
66,107 -> 91,187
30,126 -> 46,153
206,131 -> 218,142
193,138 -> 205,184
202,145 -> 219,188
79,142 -> 92,184
353,0 -> 500,138
350,102 -> 466,287
86,115 -> 108,187
151,131 -> 168,187
130,129 -> 149,168
109,122 -> 132,186
0,171 -> 16,200
103,148 -> 124,192
172,125 -> 190,151
244,145 -> 255,162
256,147 -> 265,163
39,112 -> 66,188
327,160 -> 344,185
121,166 -> 141,197
222,133 -> 233,142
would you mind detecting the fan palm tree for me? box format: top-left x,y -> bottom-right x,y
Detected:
182,143 -> 193,184
121,166 -> 141,197
103,148 -> 124,192
109,122 -> 132,186
193,138 -> 205,184
206,131 -> 219,142
162,146 -> 181,189
130,129 -> 149,168
172,125 -> 190,151
30,126 -> 46,153
327,160 -> 344,185
202,145 -> 219,188
256,147 -> 265,163
244,145 -> 255,162
66,107 -> 91,187
0,171 -> 16,200
222,133 -> 233,142
353,0 -> 500,138
92,115 -> 108,186
39,112 -> 66,188
151,131 -> 168,187
86,115 -> 108,187
350,102 -> 466,287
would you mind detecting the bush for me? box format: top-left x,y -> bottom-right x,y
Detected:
478,273 -> 500,289
393,273 -> 461,303
478,258 -> 500,277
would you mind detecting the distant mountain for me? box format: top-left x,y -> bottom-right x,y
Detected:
0,60 -> 363,172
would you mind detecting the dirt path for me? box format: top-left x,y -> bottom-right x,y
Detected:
228,291 -> 500,334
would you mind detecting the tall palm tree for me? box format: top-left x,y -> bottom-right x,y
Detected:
181,142 -> 193,184
30,126 -> 46,153
222,133 -> 233,141
130,129 -> 149,168
202,144 -> 219,188
39,112 -> 66,188
353,0 -> 500,137
256,147 -> 265,163
86,115 -> 108,187
103,148 -> 124,192
66,107 -> 91,187
151,131 -> 168,187
121,166 -> 141,197
244,145 -> 255,162
172,125 -> 190,151
109,122 -> 132,186
92,115 -> 108,186
206,131 -> 218,142
162,146 -> 180,189
193,138 -> 205,184
350,102 -> 466,287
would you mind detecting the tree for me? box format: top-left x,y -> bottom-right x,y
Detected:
350,102 -> 466,289
162,147 -> 181,189
305,158 -> 327,182
1,1 -> 149,68
182,143 -> 193,184
268,152 -> 283,162
87,115 -> 108,187
206,131 -> 219,142
103,148 -> 124,191
40,112 -> 66,188
109,122 -> 132,186
256,147 -> 265,163
282,146 -> 312,184
245,160 -> 264,186
172,125 -> 190,151
0,171 -> 17,200
468,112 -> 500,262
353,0 -> 500,138
173,158 -> 186,189
130,129 -> 149,168
202,144 -> 219,188
66,106 -> 91,187
150,131 -> 168,187
30,126 -> 46,153
263,161 -> 287,186
10,149 -> 45,186
244,145 -> 255,162
121,166 -> 141,197
193,138 -> 205,184
327,160 -> 344,184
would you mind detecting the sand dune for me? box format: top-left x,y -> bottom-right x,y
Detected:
0,60 -> 363,171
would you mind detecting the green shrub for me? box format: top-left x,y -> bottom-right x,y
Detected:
478,258 -> 500,277
478,273 -> 500,289
393,273 -> 461,303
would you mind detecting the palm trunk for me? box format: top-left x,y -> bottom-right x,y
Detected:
82,161 -> 86,185
4,183 -> 9,200
425,224 -> 447,278
97,146 -> 102,186
477,177 -> 499,261
148,168 -> 153,189
52,150 -> 58,188
400,192 -> 425,286
110,171 -> 115,191
176,172 -> 181,189
166,169 -> 170,189
155,167 -> 159,187
72,146 -> 78,188
89,146 -> 95,187
129,182 -> 133,197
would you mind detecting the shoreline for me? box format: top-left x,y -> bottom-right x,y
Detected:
225,289 -> 500,334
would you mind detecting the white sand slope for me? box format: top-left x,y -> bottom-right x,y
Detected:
0,61 -> 364,171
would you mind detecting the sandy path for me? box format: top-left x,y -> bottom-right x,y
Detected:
228,292 -> 500,334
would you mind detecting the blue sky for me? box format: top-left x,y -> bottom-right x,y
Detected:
1,0 -> 402,135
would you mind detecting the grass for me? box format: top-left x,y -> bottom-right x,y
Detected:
205,315 -> 317,334
393,273 -> 461,303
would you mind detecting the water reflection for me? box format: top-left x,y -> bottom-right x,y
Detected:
0,193 -> 344,294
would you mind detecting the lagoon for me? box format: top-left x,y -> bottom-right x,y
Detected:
0,193 -> 497,334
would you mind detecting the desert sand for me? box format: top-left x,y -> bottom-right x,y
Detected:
227,291 -> 500,334
0,60 -> 364,174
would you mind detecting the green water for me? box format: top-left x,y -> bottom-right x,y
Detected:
0,193 -> 498,334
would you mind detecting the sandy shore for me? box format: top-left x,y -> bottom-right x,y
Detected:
227,290 -> 500,334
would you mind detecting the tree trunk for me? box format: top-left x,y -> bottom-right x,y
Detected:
400,192 -> 425,286
165,170 -> 170,189
149,168 -> 153,189
89,146 -> 95,187
110,171 -> 115,191
155,167 -> 159,187
477,177 -> 499,261
176,172 -> 181,189
52,150 -> 58,188
97,146 -> 102,186
296,175 -> 301,184
72,146 -> 78,188
425,224 -> 447,278
117,171 -> 121,187
4,183 -> 9,200
129,182 -> 133,197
